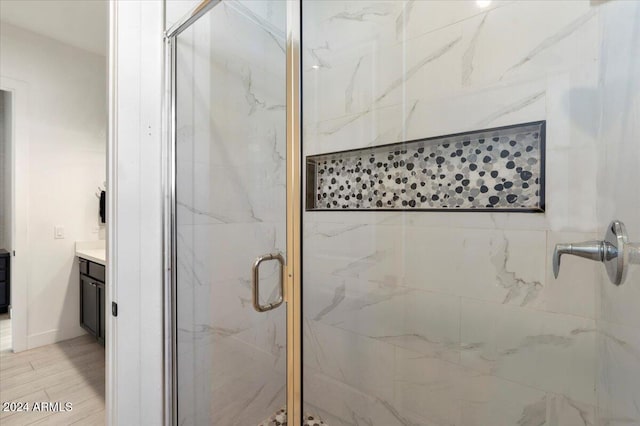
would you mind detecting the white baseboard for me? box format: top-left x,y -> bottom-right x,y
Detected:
27,327 -> 87,349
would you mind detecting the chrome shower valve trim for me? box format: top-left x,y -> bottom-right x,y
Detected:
553,220 -> 640,286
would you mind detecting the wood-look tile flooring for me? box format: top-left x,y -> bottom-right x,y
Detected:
0,317 -> 105,425
0,314 -> 11,353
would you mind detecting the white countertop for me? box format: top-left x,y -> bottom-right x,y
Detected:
75,240 -> 106,266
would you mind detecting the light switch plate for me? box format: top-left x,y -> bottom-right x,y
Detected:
54,226 -> 65,239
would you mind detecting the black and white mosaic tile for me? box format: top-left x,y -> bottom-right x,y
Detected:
258,408 -> 327,426
306,121 -> 545,212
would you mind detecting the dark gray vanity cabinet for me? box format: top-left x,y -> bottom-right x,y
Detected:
79,258 -> 105,345
0,250 -> 9,314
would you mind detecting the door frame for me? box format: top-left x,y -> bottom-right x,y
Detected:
0,76 -> 29,354
162,0 -> 302,424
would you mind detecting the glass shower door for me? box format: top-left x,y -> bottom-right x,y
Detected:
173,2 -> 287,424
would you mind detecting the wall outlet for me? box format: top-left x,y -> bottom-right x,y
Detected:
54,226 -> 65,239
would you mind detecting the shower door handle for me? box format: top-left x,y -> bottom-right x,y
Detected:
252,253 -> 286,312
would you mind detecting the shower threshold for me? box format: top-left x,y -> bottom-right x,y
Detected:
259,408 -> 327,426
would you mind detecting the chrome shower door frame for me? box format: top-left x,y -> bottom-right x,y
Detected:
163,0 -> 302,424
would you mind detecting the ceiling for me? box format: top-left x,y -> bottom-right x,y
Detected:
0,0 -> 108,56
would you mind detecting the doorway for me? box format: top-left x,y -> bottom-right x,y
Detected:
0,89 -> 11,353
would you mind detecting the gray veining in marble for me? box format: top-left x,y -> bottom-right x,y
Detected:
177,200 -> 230,224
241,67 -> 285,114
462,13 -> 488,85
345,56 -> 364,113
314,284 -> 346,321
378,399 -> 420,426
375,36 -> 462,104
309,42 -> 332,69
332,250 -> 389,278
491,234 -> 543,306
319,109 -> 370,136
478,91 -> 544,127
396,99 -> 419,141
314,223 -> 368,238
501,9 -> 597,80
330,6 -> 392,22
225,1 -> 285,53
395,0 -> 416,40
517,397 -> 546,426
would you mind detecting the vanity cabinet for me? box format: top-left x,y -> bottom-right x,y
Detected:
79,258 -> 105,345
0,250 -> 9,314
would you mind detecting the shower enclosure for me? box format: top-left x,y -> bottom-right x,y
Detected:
167,0 -> 640,424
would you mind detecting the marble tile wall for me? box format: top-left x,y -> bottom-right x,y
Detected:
175,2 -> 288,424
301,1 -> 637,425
595,2 -> 640,425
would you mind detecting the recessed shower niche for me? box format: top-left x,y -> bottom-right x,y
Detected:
306,121 -> 545,212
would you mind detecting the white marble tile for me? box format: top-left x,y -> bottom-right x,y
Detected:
309,285 -> 462,363
305,23 -> 464,123
545,394 -> 596,426
305,208 -> 550,232
302,1 -> 402,68
596,0 -> 640,337
459,375 -> 547,426
596,321 -> 640,426
303,76 -> 547,155
303,222 -> 401,284
235,0 -> 287,33
302,272 -> 412,327
460,299 -> 597,406
532,231 -> 599,319
234,307 -> 287,373
545,67 -> 599,151
545,146 -> 598,232
303,319 -> 395,402
305,222 -> 550,307
598,264 -> 640,331
402,227 -> 547,307
399,1 -> 510,44
304,366 -> 442,426
461,1 -> 598,87
394,347 -> 470,425
209,345 -> 285,425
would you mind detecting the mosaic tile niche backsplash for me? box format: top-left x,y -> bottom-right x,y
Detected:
306,121 -> 545,212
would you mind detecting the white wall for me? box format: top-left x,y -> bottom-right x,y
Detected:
0,23 -> 106,348
108,0 -> 164,424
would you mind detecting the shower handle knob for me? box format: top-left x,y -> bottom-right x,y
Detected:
552,241 -> 611,277
553,220 -> 640,286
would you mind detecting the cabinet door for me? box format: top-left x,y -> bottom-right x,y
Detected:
0,281 -> 7,307
80,275 -> 98,336
97,283 -> 105,345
